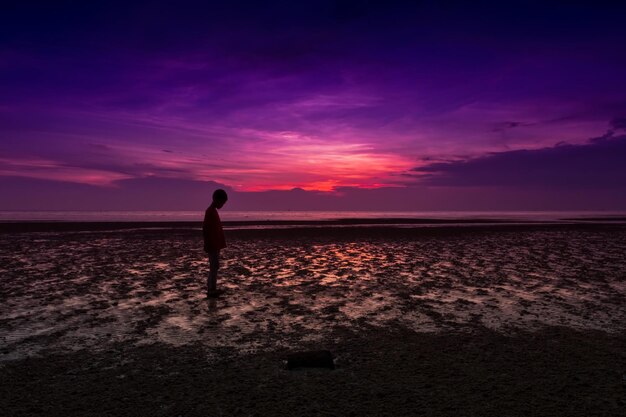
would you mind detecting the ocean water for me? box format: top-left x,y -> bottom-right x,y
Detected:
1,210 -> 625,222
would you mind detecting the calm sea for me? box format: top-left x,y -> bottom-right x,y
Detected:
1,210 -> 625,222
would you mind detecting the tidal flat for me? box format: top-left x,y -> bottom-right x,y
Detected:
1,223 -> 625,416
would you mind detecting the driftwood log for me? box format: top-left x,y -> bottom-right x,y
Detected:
286,350 -> 335,370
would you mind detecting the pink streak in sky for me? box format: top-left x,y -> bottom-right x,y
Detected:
0,157 -> 132,186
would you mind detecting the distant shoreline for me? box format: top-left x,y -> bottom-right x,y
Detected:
1,217 -> 625,233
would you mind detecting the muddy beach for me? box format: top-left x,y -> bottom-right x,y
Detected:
1,223 -> 625,416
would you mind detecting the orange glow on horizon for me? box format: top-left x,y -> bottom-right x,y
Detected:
206,133 -> 416,192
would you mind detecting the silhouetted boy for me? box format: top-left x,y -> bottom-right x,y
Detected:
203,189 -> 228,298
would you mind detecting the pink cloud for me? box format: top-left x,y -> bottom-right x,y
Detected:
0,157 -> 131,186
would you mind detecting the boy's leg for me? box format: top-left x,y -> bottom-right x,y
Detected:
207,250 -> 220,293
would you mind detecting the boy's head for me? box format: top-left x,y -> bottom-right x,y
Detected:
212,189 -> 228,209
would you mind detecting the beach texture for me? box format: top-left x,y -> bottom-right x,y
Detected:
1,223 -> 626,416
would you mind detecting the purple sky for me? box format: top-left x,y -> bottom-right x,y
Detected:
2,1 -> 626,210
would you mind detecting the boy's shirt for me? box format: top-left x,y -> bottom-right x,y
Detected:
203,206 -> 226,251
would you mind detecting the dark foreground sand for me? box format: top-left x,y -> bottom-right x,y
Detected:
1,223 -> 626,416
2,327 -> 625,417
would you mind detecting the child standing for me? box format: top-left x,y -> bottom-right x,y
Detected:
203,189 -> 228,298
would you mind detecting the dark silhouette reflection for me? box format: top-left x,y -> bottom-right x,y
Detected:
203,189 -> 228,298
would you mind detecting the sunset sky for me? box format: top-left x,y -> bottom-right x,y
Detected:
2,1 -> 626,210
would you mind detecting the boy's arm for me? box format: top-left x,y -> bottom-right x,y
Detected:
202,210 -> 212,251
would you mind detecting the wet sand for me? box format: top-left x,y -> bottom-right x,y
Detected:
1,223 -> 626,416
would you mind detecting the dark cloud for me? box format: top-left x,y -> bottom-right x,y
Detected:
611,117 -> 626,131
2,0 -> 626,144
414,134 -> 626,188
492,121 -> 522,132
